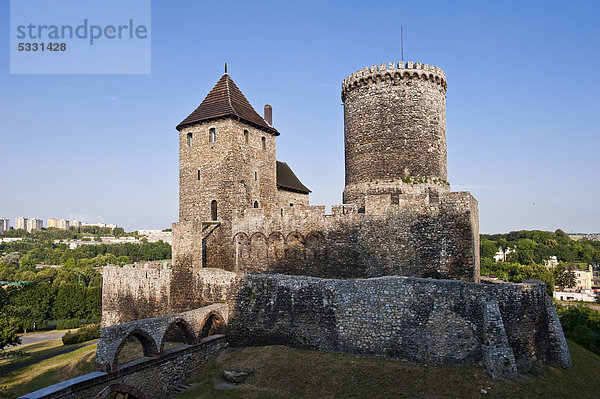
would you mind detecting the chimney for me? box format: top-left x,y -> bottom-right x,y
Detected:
264,104 -> 272,126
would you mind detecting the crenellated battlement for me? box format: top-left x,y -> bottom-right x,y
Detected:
341,61 -> 447,100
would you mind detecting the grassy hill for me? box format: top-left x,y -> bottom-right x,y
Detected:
177,341 -> 600,399
2,340 -> 599,399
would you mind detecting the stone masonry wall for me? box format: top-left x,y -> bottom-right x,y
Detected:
227,273 -> 571,377
342,62 -> 448,207
102,264 -> 172,327
276,188 -> 309,209
228,190 -> 479,281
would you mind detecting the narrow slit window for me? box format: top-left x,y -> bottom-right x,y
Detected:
253,201 -> 259,208
254,171 -> 258,181
209,128 -> 216,143
187,133 -> 193,147
261,137 -> 266,150
211,200 -> 217,221
197,170 -> 201,180
244,130 -> 249,144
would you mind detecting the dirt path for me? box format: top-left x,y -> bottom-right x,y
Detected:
16,331 -> 68,347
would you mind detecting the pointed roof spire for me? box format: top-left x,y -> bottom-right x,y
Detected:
176,74 -> 279,135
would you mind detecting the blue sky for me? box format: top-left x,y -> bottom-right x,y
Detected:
0,0 -> 598,233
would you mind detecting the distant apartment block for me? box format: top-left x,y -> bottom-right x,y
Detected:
26,218 -> 43,232
71,220 -> 82,228
0,218 -> 9,233
15,217 -> 27,230
47,218 -> 70,229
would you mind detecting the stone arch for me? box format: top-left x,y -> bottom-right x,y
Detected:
285,232 -> 304,260
160,318 -> 196,352
403,71 -> 411,79
249,232 -> 268,267
233,232 -> 250,271
305,231 -> 325,260
268,232 -> 285,259
94,383 -> 146,399
113,328 -> 158,370
199,312 -> 227,339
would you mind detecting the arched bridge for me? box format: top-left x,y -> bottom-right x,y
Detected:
96,303 -> 229,372
20,304 -> 229,399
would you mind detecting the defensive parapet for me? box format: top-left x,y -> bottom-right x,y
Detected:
341,61 -> 447,100
342,61 -> 449,207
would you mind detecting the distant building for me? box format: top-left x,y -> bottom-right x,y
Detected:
0,218 -> 9,233
493,247 -> 515,262
81,222 -> 118,229
543,256 -> 558,269
15,217 -> 27,230
574,265 -> 593,291
26,218 -> 43,232
137,229 -> 173,244
48,218 -> 70,229
553,289 -> 597,302
0,237 -> 23,243
71,220 -> 82,228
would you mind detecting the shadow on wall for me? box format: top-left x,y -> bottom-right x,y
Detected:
231,213 -> 476,281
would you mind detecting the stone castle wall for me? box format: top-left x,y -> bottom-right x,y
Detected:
276,188 -> 309,209
227,274 -> 571,378
102,263 -> 172,327
173,190 -> 479,282
342,62 -> 448,207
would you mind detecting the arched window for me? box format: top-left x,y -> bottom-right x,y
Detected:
253,201 -> 259,208
186,133 -> 193,147
209,128 -> 216,143
244,130 -> 249,144
261,137 -> 266,150
211,200 -> 217,221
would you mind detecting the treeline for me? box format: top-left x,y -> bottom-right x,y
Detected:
1,226 -> 127,240
0,266 -> 102,348
0,240 -> 171,273
557,304 -> 600,356
480,229 -> 599,294
481,229 -> 600,266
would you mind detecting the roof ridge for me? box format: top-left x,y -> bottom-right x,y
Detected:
224,74 -> 239,119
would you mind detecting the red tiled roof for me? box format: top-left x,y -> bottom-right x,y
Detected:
277,161 -> 311,194
176,74 -> 279,135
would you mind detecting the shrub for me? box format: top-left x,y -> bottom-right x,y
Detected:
62,324 -> 100,345
56,319 -> 81,330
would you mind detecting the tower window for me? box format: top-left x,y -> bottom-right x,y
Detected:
186,133 -> 193,147
209,128 -> 216,143
211,200 -> 217,221
244,130 -> 249,144
254,171 -> 257,181
197,170 -> 201,180
261,137 -> 266,150
253,201 -> 259,208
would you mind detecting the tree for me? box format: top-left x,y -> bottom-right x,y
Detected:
553,263 -> 576,288
0,314 -> 20,349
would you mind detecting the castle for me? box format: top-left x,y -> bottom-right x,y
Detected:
101,61 -> 571,380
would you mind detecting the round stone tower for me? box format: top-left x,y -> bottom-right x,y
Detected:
342,62 -> 450,207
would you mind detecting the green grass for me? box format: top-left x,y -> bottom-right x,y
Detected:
0,339 -> 97,399
2,339 -> 599,399
176,341 -> 600,399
